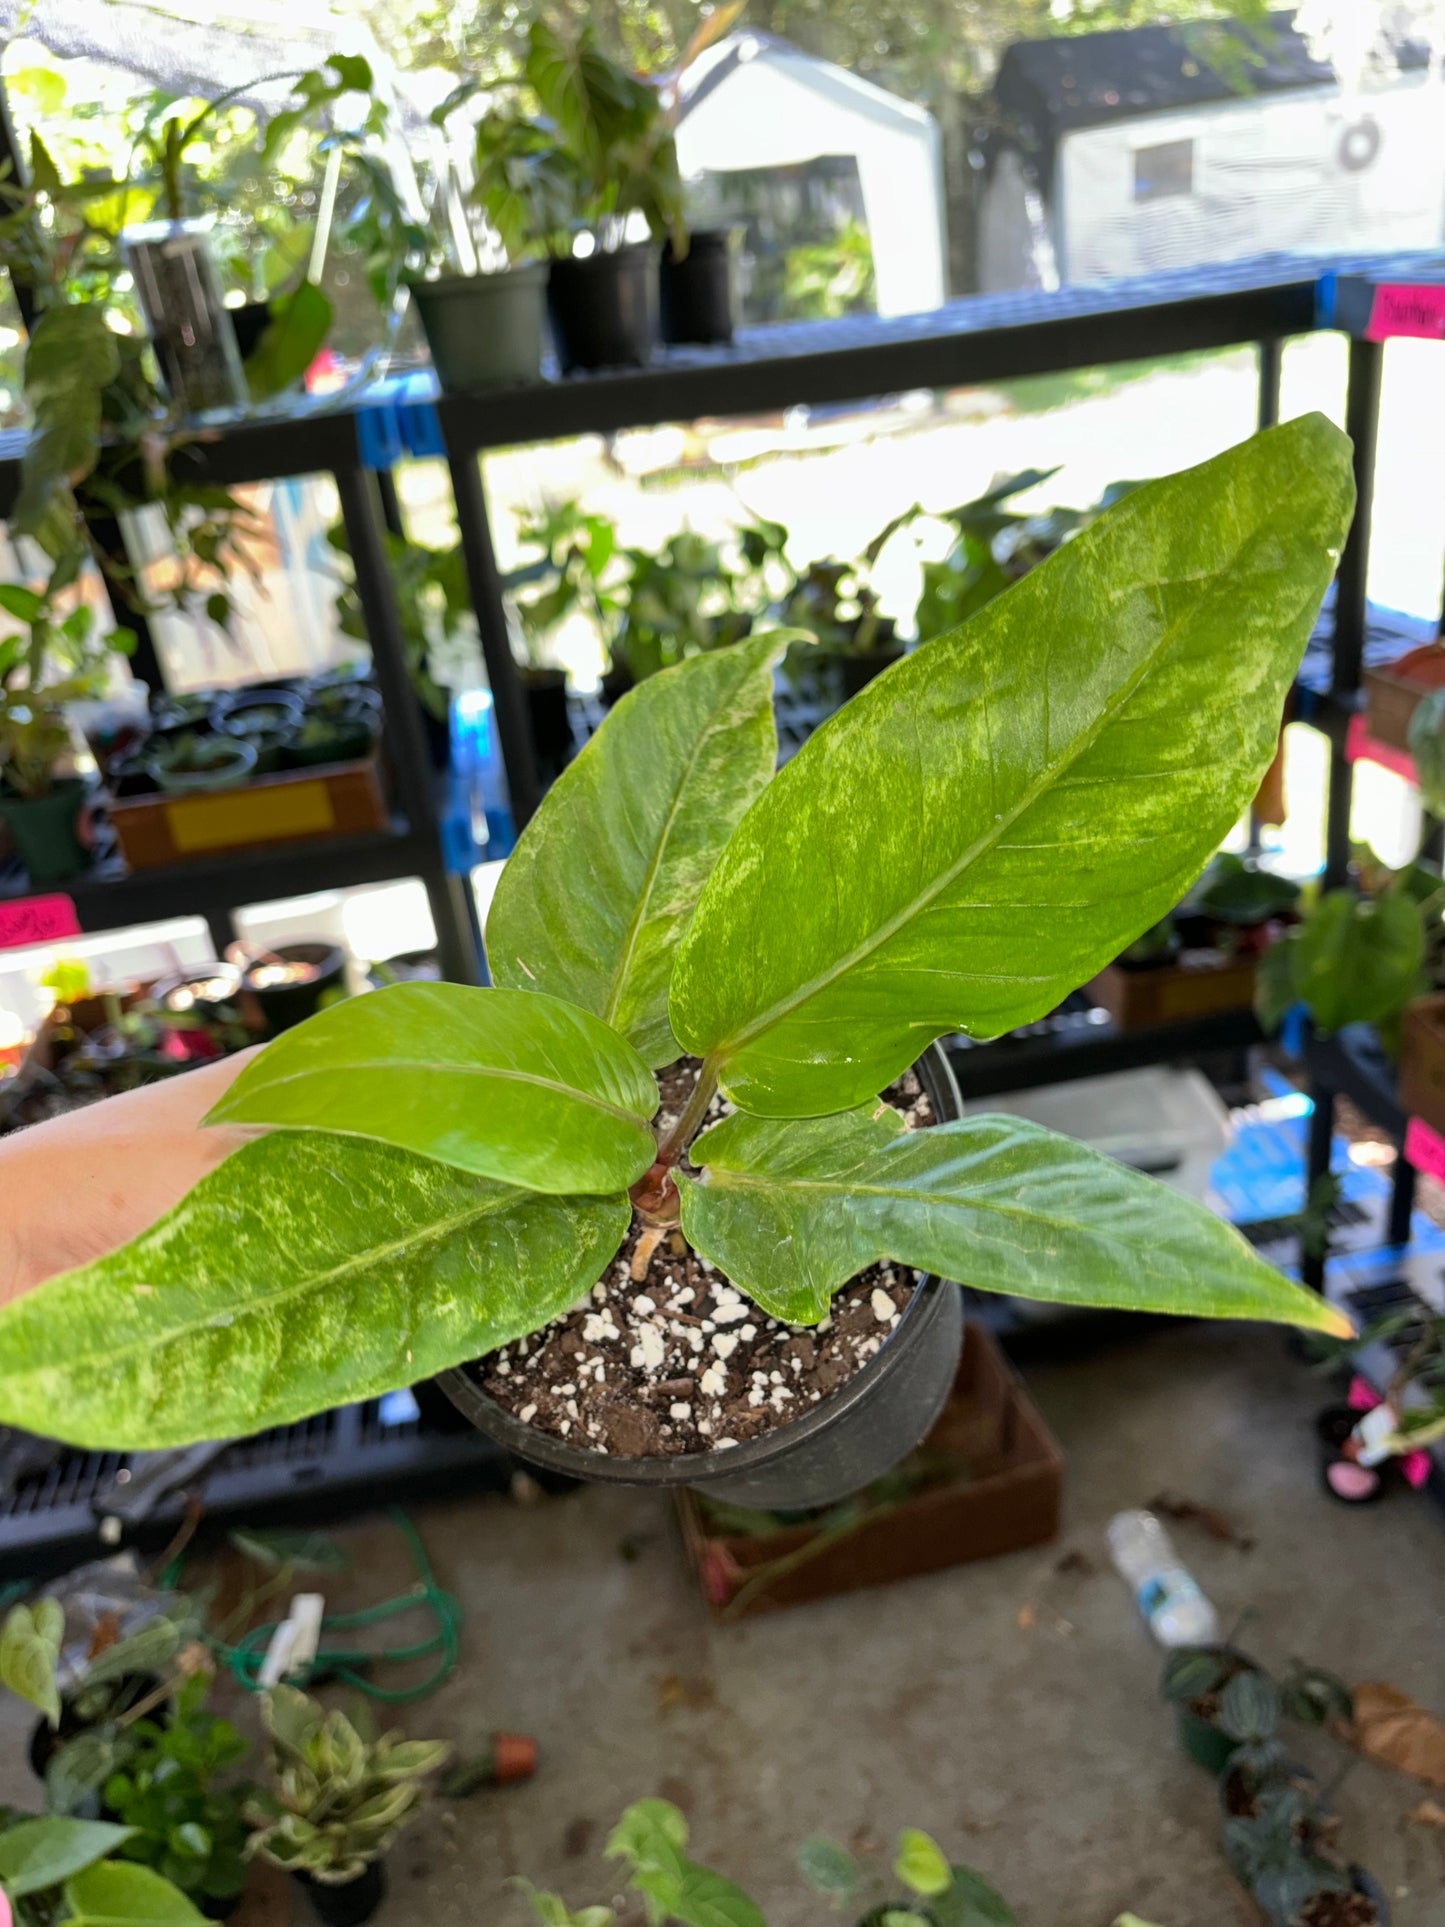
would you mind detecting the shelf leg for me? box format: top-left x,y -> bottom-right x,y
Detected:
444,449 -> 540,828
1256,337 -> 1281,431
204,909 -> 236,960
1387,1147 -> 1416,1249
425,868 -> 488,988
1302,1080 -> 1336,1293
1332,336 -> 1383,701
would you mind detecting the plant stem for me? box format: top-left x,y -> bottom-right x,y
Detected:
656,1058 -> 719,1165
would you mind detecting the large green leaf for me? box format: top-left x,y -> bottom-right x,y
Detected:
16,302 -> 119,541
677,1106 -> 1351,1332
0,1818 -> 134,1898
1290,889 -> 1423,1033
0,1599 -> 63,1725
670,417 -> 1354,1114
243,281 -> 333,400
0,1133 -> 628,1449
206,982 -> 657,1195
488,633 -> 790,1065
64,1860 -> 204,1925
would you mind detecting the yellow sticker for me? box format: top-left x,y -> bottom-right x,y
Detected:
165,782 -> 336,854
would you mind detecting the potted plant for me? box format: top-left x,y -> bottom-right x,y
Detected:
406,94 -> 561,392
121,60 -> 364,413
146,733 -> 257,796
777,558 -> 899,695
526,20 -> 682,372
516,1800 -> 1017,1927
612,530 -> 752,685
228,941 -> 349,1036
0,588 -> 136,885
244,1685 -> 448,1927
101,1674 -> 252,1920
652,4 -> 750,346
507,497 -> 620,762
0,420 -> 1360,1518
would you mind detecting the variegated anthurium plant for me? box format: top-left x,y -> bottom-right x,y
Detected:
0,418 -> 1355,1450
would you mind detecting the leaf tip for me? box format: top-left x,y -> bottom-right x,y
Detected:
1317,1302 -> 1357,1342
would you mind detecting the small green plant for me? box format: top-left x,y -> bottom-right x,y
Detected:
0,420 -> 1357,1450
0,590 -> 135,800
1256,861 -> 1429,1040
101,1674 -> 250,1909
0,1600 -> 64,1726
244,1685 -> 448,1885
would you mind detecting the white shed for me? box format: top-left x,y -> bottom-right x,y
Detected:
674,31 -> 948,318
979,11 -> 1445,292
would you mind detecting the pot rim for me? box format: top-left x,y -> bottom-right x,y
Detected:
438,1041 -> 962,1487
405,262 -> 550,296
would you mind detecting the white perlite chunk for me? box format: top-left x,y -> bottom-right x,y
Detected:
700,1365 -> 727,1397
669,1402 -> 692,1421
711,1333 -> 739,1360
630,1326 -> 666,1371
870,1287 -> 895,1323
517,1403 -> 537,1424
712,1302 -> 748,1324
632,1294 -> 656,1315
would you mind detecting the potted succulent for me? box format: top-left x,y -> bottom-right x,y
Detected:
244,1685 -> 448,1927
0,420 -> 1359,1524
0,589 -> 135,885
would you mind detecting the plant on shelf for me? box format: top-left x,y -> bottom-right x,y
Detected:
612,531 -> 754,685
0,585 -> 136,884
244,1685 -> 447,1925
100,1673 -> 251,1913
0,418 -> 1358,1486
1255,844 -> 1433,1047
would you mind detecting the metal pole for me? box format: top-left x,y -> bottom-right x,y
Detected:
444,448 -> 540,827
1301,1076 -> 1335,1294
375,468 -> 406,541
1256,337 -> 1281,431
1387,1152 -> 1416,1249
335,464 -> 436,834
425,869 -> 489,988
1333,337 -> 1383,699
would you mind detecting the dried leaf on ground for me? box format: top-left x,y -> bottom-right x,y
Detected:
1342,1683 -> 1445,1786
1148,1490 -> 1256,1552
1407,1798 -> 1445,1828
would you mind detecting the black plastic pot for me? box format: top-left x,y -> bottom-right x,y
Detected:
1169,1645 -> 1258,1774
840,641 -> 905,699
229,300 -> 272,363
28,1672 -> 169,1780
152,963 -> 245,1023
212,689 -> 305,741
296,1861 -> 386,1927
0,779 -> 91,885
521,668 -> 574,784
547,245 -> 655,373
237,941 -> 347,1036
599,662 -> 635,710
409,267 -> 548,391
659,228 -> 738,345
440,1045 -> 964,1510
198,1889 -> 244,1921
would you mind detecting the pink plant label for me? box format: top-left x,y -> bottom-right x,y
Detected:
0,892 -> 81,953
1405,1115 -> 1445,1187
1345,711 -> 1417,783
1365,283 -> 1445,341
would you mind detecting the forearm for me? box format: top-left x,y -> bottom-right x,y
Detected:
0,1050 -> 259,1305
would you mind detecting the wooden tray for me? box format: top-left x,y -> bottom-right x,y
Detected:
675,1323 -> 1063,1619
106,755 -> 389,871
1086,953 -> 1257,1030
1364,664 -> 1431,752
1400,993 -> 1445,1139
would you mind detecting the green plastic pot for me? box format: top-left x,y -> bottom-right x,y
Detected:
407,266 -> 547,392
148,739 -> 257,794
0,778 -> 91,885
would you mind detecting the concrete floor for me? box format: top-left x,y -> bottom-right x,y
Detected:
4,1321 -> 1443,1926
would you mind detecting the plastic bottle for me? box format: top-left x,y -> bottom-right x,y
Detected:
1106,1509 -> 1220,1647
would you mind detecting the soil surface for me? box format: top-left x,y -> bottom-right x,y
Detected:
475,1061 -> 936,1458
1295,1894 -> 1379,1927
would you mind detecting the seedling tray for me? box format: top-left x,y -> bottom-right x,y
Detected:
675,1324 -> 1062,1618
1086,954 -> 1257,1030
0,1395 -> 509,1581
107,753 -> 390,870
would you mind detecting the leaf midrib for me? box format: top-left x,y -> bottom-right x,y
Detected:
602,661 -> 764,1035
218,1059 -> 652,1130
12,1187 -> 526,1383
715,535 -> 1295,1060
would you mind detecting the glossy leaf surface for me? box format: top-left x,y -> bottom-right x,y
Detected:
0,1818 -> 133,1898
64,1860 -> 204,1925
678,1106 -> 1351,1333
1291,889 -> 1423,1033
670,418 -> 1354,1113
206,982 -> 657,1195
488,633 -> 789,1065
0,1134 -> 628,1449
